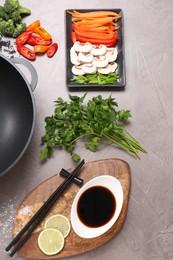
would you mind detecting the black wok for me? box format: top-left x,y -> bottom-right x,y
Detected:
0,54 -> 38,177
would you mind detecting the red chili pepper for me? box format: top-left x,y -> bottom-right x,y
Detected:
17,45 -> 36,61
47,43 -> 58,57
16,31 -> 32,46
27,33 -> 52,46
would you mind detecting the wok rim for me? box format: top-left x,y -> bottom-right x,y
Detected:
0,54 -> 36,177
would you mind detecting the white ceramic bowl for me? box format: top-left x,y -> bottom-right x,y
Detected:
71,175 -> 124,238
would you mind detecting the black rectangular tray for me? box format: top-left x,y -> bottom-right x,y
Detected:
65,9 -> 126,90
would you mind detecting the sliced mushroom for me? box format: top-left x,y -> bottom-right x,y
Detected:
97,65 -> 111,74
70,46 -> 76,53
82,63 -> 97,74
78,52 -> 94,63
108,62 -> 118,72
106,48 -> 118,62
99,55 -> 107,61
92,56 -> 108,68
72,65 -> 85,75
70,47 -> 81,65
90,44 -> 107,56
73,41 -> 92,53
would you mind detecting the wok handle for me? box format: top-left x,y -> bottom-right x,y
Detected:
10,57 -> 38,91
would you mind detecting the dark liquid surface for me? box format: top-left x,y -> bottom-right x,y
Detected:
77,186 -> 116,228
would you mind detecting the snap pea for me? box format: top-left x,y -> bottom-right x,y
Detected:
71,72 -> 119,85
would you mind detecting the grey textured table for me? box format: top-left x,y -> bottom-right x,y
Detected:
1,0 -> 173,259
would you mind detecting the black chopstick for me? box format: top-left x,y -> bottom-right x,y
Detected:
6,159 -> 85,257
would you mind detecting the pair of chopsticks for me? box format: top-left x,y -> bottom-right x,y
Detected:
6,159 -> 85,257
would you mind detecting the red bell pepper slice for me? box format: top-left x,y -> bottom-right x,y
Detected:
71,31 -> 77,44
16,31 -> 32,46
47,43 -> 58,58
17,45 -> 36,61
75,33 -> 117,46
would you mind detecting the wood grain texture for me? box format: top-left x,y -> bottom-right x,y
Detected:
12,158 -> 131,259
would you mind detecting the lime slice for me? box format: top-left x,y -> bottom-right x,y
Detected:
45,214 -> 71,238
38,228 -> 64,256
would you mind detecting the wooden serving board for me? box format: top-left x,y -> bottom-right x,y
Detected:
12,158 -> 131,260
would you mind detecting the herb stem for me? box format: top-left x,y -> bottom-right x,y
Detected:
103,132 -> 140,159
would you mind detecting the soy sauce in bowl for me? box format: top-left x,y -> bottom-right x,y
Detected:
71,175 -> 123,238
77,186 -> 116,228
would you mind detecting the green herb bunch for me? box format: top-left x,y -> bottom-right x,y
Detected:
40,94 -> 147,161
